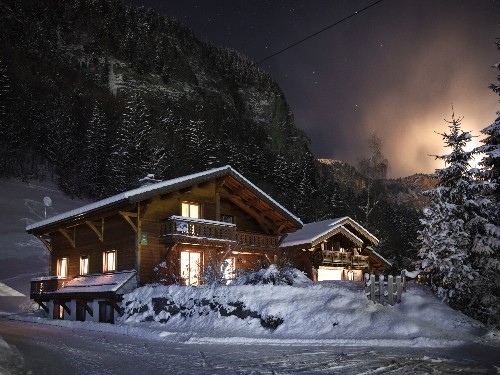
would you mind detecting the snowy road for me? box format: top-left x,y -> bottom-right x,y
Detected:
0,318 -> 498,374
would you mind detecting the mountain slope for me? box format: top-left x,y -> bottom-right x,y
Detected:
0,0 -> 315,218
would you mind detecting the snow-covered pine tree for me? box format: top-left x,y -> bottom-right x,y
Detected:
107,91 -> 152,193
417,111 -> 477,305
82,103 -> 110,198
477,37 -> 500,202
468,37 -> 500,328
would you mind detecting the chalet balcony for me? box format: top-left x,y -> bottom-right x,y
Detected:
161,216 -> 279,249
321,251 -> 369,268
30,276 -> 67,300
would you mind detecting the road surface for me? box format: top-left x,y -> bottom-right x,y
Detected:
0,318 -> 498,374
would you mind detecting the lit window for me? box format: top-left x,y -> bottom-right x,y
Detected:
57,257 -> 68,277
80,255 -> 89,275
180,251 -> 201,286
221,257 -> 235,282
181,202 -> 200,219
103,250 -> 116,273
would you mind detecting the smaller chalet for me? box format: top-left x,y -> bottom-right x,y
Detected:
280,217 -> 391,281
27,166 -> 302,322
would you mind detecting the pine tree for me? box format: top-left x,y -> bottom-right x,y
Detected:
82,103 -> 110,198
108,91 -> 151,193
417,111 -> 477,305
468,38 -> 500,328
477,38 -> 500,202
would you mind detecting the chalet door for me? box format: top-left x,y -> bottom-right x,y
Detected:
180,251 -> 201,286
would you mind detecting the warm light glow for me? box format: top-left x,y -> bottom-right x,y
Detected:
103,250 -> 116,273
182,202 -> 200,218
180,251 -> 201,285
80,255 -> 89,275
57,257 -> 68,277
221,257 -> 236,282
317,268 -> 342,281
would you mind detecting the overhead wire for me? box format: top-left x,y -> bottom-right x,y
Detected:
256,0 -> 386,65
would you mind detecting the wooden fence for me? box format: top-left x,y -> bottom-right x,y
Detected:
364,271 -> 415,305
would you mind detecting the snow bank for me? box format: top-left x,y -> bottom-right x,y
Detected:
117,275 -> 486,345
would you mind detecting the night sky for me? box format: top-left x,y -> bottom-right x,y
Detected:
128,0 -> 499,177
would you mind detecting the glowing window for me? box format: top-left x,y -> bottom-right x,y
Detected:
103,250 -> 116,273
80,255 -> 89,275
57,257 -> 68,277
221,257 -> 235,282
181,202 -> 200,219
180,251 -> 201,286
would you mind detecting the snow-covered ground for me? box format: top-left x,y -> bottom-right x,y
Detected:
1,178 -> 499,373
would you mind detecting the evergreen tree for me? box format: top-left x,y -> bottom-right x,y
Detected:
417,111 -> 477,305
0,58 -> 13,176
82,103 -> 110,198
476,38 -> 500,202
108,91 -> 151,193
468,37 -> 500,328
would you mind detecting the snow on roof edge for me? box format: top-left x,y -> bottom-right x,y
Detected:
365,247 -> 392,267
228,167 -> 303,226
26,166 -> 232,232
26,165 -> 302,232
280,220 -> 363,248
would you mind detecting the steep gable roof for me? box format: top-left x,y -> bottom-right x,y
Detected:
26,166 -> 302,233
280,216 -> 379,249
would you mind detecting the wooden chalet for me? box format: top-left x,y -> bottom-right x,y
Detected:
27,166 -> 302,322
280,217 -> 391,281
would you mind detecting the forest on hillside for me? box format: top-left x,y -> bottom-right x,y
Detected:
0,0 -> 423,270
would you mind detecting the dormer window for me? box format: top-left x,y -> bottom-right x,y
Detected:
181,201 -> 200,219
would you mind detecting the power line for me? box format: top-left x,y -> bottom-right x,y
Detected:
256,0 -> 386,65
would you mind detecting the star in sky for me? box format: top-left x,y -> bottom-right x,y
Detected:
128,0 -> 499,177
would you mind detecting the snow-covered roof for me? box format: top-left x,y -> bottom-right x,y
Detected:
363,247 -> 392,268
26,165 -> 302,232
54,270 -> 137,295
280,217 -> 379,248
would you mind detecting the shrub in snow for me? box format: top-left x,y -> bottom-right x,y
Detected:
152,261 -> 180,285
231,264 -> 312,287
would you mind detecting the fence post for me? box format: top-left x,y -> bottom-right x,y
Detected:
401,270 -> 407,292
379,275 -> 385,304
388,275 -> 394,305
370,274 -> 376,303
396,275 -> 403,303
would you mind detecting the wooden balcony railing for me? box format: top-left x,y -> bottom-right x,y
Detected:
30,276 -> 67,299
321,251 -> 369,268
236,231 -> 279,248
161,216 -> 279,249
161,216 -> 237,243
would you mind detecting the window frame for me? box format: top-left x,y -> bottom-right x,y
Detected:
180,250 -> 202,286
103,250 -> 116,273
56,257 -> 69,278
80,255 -> 89,275
181,201 -> 201,219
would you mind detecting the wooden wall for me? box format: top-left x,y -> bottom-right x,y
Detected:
50,214 -> 136,278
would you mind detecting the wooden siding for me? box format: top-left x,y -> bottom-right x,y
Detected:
34,175 -> 300,287
49,214 -> 136,278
